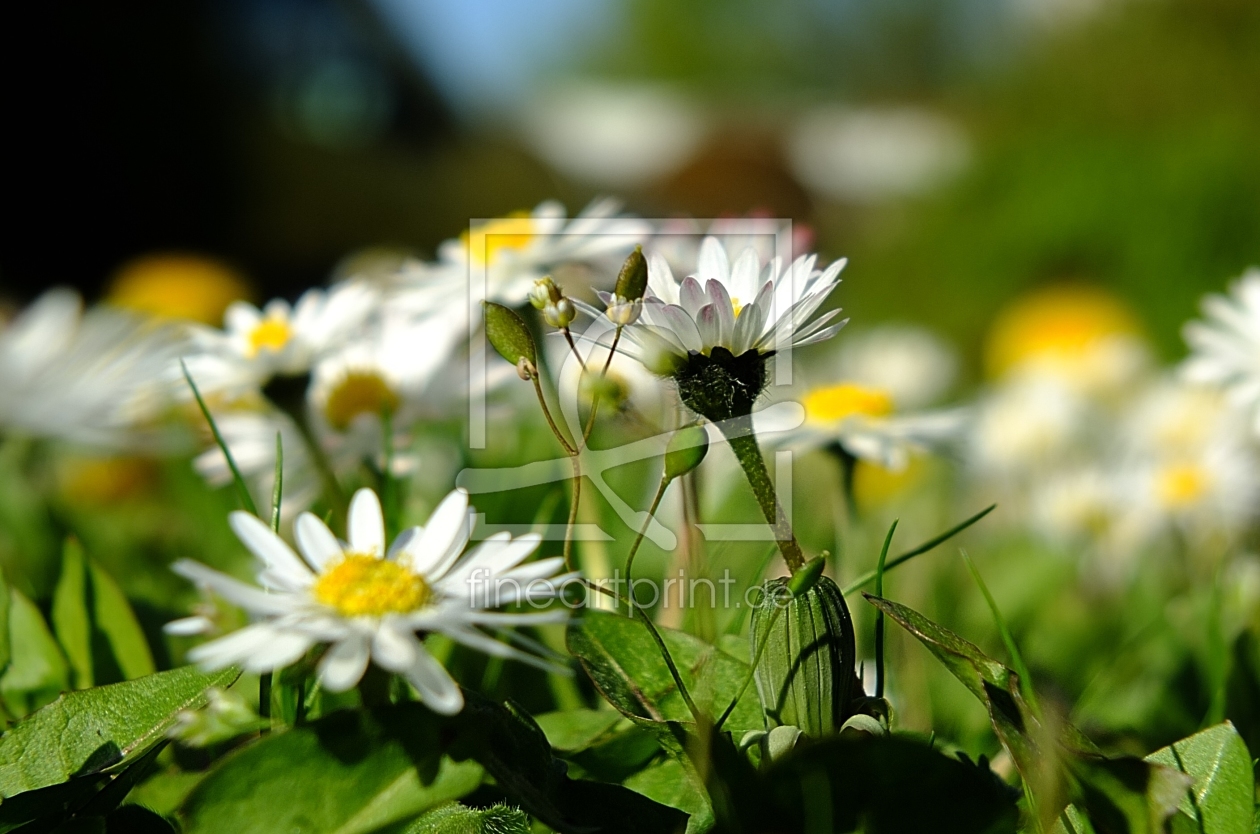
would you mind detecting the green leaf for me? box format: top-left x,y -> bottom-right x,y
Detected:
447,693 -> 688,834
868,594 -> 1193,834
53,538 -> 93,688
53,539 -> 156,690
614,246 -> 648,301
85,558 -> 155,682
623,759 -> 713,834
180,706 -> 483,834
760,734 -> 1020,834
0,586 -> 70,717
532,709 -> 659,783
1146,722 -> 1255,834
0,568 -> 11,676
483,302 -> 536,367
399,803 -> 530,834
566,609 -> 763,734
0,665 -> 238,797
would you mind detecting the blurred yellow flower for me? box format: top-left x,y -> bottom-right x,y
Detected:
985,285 -> 1141,379
462,212 -> 536,266
57,454 -> 158,506
803,383 -> 895,423
854,456 -> 926,506
108,253 -> 251,325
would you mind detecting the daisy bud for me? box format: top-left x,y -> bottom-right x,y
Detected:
750,575 -> 856,737
605,295 -> 642,326
515,356 -> 536,381
664,423 -> 709,480
529,276 -> 562,310
543,297 -> 576,329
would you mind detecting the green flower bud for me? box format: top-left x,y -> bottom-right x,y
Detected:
749,575 -> 856,736
528,276 -> 561,310
605,295 -> 642,326
614,246 -> 648,302
664,423 -> 709,480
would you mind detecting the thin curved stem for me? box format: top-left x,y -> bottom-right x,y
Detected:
531,374 -> 576,455
625,474 -> 671,605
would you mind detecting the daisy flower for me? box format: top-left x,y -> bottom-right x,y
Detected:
1181,268 -> 1260,435
772,325 -> 965,470
629,237 -> 847,365
396,199 -> 651,316
170,487 -> 575,714
184,280 -> 378,397
0,289 -> 186,449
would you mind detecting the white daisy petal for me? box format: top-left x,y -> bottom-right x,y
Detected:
242,630 -> 315,673
403,644 -> 464,715
171,559 -> 294,616
372,623 -> 420,672
318,634 -> 372,692
228,511 -> 312,588
294,513 -> 345,571
347,488 -> 386,556
406,489 -> 472,578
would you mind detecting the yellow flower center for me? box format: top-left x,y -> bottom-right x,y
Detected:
731,297 -> 744,318
985,285 -> 1140,378
462,211 -> 536,266
1157,464 -> 1210,509
248,318 -> 293,357
324,370 -> 400,431
803,383 -> 895,423
854,458 -> 925,506
108,254 -> 251,325
313,554 -> 430,617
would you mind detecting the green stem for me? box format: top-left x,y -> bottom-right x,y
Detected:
874,520 -> 898,700
720,418 -> 804,573
625,473 -> 671,598
842,504 -> 996,596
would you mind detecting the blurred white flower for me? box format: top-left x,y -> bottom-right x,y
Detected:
398,199 -> 651,316
969,375 -> 1087,477
192,407 -> 321,519
1181,268 -> 1260,436
754,328 -> 960,478
184,281 -> 378,398
785,106 -> 970,203
627,237 -> 846,364
518,81 -> 707,189
171,487 -> 574,714
0,289 -> 186,449
830,324 -> 959,410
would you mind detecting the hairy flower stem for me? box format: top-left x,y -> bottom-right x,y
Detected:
721,418 -> 805,573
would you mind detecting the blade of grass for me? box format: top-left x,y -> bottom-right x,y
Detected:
874,519 -> 898,699
959,548 -> 1039,716
182,359 -> 257,516
842,504 -> 996,596
259,432 -> 284,731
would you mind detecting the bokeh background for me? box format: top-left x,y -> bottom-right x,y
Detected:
5,0 -> 1258,366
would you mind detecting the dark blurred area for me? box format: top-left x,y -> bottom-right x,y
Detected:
2,0 -> 1258,359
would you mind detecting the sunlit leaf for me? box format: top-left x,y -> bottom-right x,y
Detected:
399,802 -> 530,834
1145,722 -> 1254,834
0,665 -> 237,797
180,706 -> 482,834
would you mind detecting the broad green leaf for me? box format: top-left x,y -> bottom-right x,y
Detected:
1068,755 -> 1190,834
0,665 -> 237,797
1146,722 -> 1254,834
53,539 -> 155,691
53,538 -> 93,688
180,706 -> 482,834
399,803 -> 530,834
0,587 -> 70,717
566,610 -> 763,734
